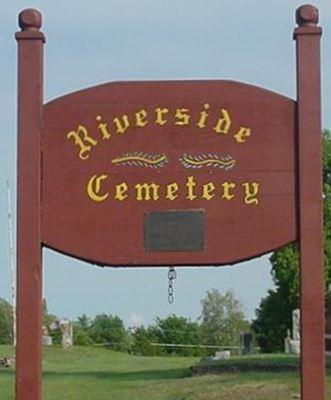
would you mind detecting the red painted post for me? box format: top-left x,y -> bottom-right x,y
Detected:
294,5 -> 325,400
15,9 -> 45,400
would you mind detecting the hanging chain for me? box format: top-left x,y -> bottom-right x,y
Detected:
167,267 -> 177,304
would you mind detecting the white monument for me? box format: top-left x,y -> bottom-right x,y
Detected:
284,309 -> 300,354
50,319 -> 73,348
292,309 -> 300,340
284,329 -> 291,354
60,319 -> 73,348
42,325 -> 53,346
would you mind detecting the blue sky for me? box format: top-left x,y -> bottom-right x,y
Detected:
0,0 -> 330,327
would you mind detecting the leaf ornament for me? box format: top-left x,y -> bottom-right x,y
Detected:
111,152 -> 169,168
179,153 -> 236,170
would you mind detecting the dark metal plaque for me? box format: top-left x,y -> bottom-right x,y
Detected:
144,210 -> 204,252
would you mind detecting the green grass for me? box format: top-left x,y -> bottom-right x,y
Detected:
1,345 -> 331,399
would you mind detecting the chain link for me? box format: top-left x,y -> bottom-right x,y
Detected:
167,267 -> 177,304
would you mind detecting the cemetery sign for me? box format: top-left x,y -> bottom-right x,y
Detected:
15,5 -> 325,400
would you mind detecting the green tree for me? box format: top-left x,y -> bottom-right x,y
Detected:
251,245 -> 301,352
252,130 -> 331,352
131,326 -> 163,356
199,289 -> 249,349
0,298 -> 13,344
89,314 -> 129,351
252,290 -> 291,352
153,314 -> 202,356
73,314 -> 93,346
77,314 -> 91,331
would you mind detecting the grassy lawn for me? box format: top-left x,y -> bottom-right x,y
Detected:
1,345 -> 330,399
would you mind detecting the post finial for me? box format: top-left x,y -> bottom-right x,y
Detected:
19,9 -> 42,31
296,4 -> 319,26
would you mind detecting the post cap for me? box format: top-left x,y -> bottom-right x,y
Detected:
296,4 -> 319,26
18,9 -> 42,31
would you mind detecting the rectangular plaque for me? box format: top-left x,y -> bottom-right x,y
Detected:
144,209 -> 204,252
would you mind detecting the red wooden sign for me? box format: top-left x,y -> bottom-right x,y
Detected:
14,5 -> 325,400
42,81 -> 296,266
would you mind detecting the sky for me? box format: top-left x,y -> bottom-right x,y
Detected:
0,0 -> 330,327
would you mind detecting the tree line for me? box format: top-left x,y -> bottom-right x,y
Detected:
0,289 -> 249,356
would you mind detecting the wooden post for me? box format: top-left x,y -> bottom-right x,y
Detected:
294,5 -> 325,400
15,9 -> 45,400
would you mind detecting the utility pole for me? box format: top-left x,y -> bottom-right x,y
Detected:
6,180 -> 16,348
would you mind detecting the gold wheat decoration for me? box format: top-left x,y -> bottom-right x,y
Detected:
112,152 -> 169,168
179,153 -> 236,170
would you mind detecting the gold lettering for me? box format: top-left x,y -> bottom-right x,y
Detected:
87,174 -> 109,202
186,176 -> 197,200
234,127 -> 251,143
96,115 -> 111,139
135,183 -> 160,201
85,176 -> 261,204
115,182 -> 128,201
197,103 -> 210,128
67,125 -> 97,160
175,108 -> 190,126
155,107 -> 169,126
221,182 -> 236,200
135,109 -> 148,127
113,115 -> 130,134
243,182 -> 260,204
166,182 -> 179,201
202,182 -> 215,200
213,108 -> 231,134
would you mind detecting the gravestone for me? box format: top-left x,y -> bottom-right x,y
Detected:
290,309 -> 301,354
241,332 -> 254,355
50,319 -> 73,348
284,309 -> 300,354
42,325 -> 53,346
292,309 -> 300,341
284,329 -> 291,354
215,351 -> 231,360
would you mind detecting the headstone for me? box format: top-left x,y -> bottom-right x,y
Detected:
284,309 -> 300,354
242,333 -> 254,354
292,309 -> 300,340
42,336 -> 53,346
290,309 -> 301,354
215,350 -> 231,360
50,319 -> 73,348
42,325 -> 53,346
284,329 -> 291,354
290,340 -> 300,355
240,332 -> 254,355
59,319 -> 73,348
